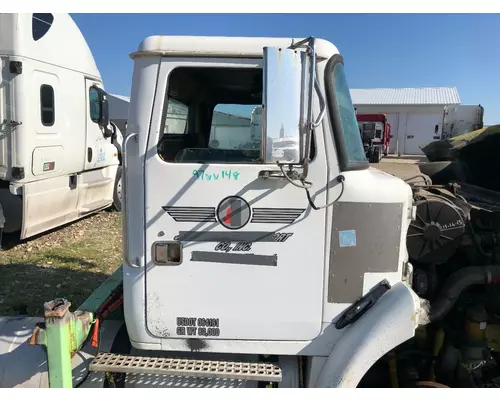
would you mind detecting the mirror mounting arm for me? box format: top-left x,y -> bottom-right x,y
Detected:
299,37 -> 316,182
289,38 -> 326,182
258,165 -> 312,190
313,78 -> 326,128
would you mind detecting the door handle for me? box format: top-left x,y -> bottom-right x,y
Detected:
258,168 -> 302,182
258,170 -> 284,179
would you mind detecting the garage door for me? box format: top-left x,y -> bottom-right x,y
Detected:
404,114 -> 442,155
385,114 -> 399,154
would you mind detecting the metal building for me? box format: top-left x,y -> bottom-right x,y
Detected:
351,87 -> 461,155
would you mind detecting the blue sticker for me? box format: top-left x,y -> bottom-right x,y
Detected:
339,230 -> 356,247
96,148 -> 106,163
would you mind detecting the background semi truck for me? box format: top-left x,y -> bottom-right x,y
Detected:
0,13 -> 123,246
356,113 -> 392,162
441,104 -> 484,140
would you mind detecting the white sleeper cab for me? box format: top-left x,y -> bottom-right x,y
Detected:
0,13 -> 123,244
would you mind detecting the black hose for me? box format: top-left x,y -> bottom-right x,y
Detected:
466,220 -> 491,258
429,265 -> 500,323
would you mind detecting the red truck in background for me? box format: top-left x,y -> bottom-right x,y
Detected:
356,113 -> 392,163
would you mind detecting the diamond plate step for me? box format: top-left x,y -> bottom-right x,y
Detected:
89,352 -> 282,382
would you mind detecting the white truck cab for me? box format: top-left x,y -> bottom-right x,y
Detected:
121,35 -> 421,387
0,13 -> 123,241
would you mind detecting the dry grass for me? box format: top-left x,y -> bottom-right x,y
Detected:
0,210 -> 122,316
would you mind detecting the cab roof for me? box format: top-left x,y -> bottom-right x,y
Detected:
130,35 -> 339,61
0,13 -> 101,80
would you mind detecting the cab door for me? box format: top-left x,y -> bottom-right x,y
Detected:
79,79 -> 118,210
142,52 -> 328,342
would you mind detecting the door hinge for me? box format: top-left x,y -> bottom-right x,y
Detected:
2,119 -> 22,127
9,61 -> 22,75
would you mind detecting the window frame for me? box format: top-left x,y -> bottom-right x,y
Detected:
158,64 -> 317,165
40,84 -> 55,127
324,54 -> 369,172
159,65 -> 266,164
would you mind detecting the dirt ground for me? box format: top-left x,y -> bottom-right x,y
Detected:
0,156 -> 424,316
372,155 -> 425,180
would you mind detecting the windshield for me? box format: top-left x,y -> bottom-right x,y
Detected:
332,62 -> 368,166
